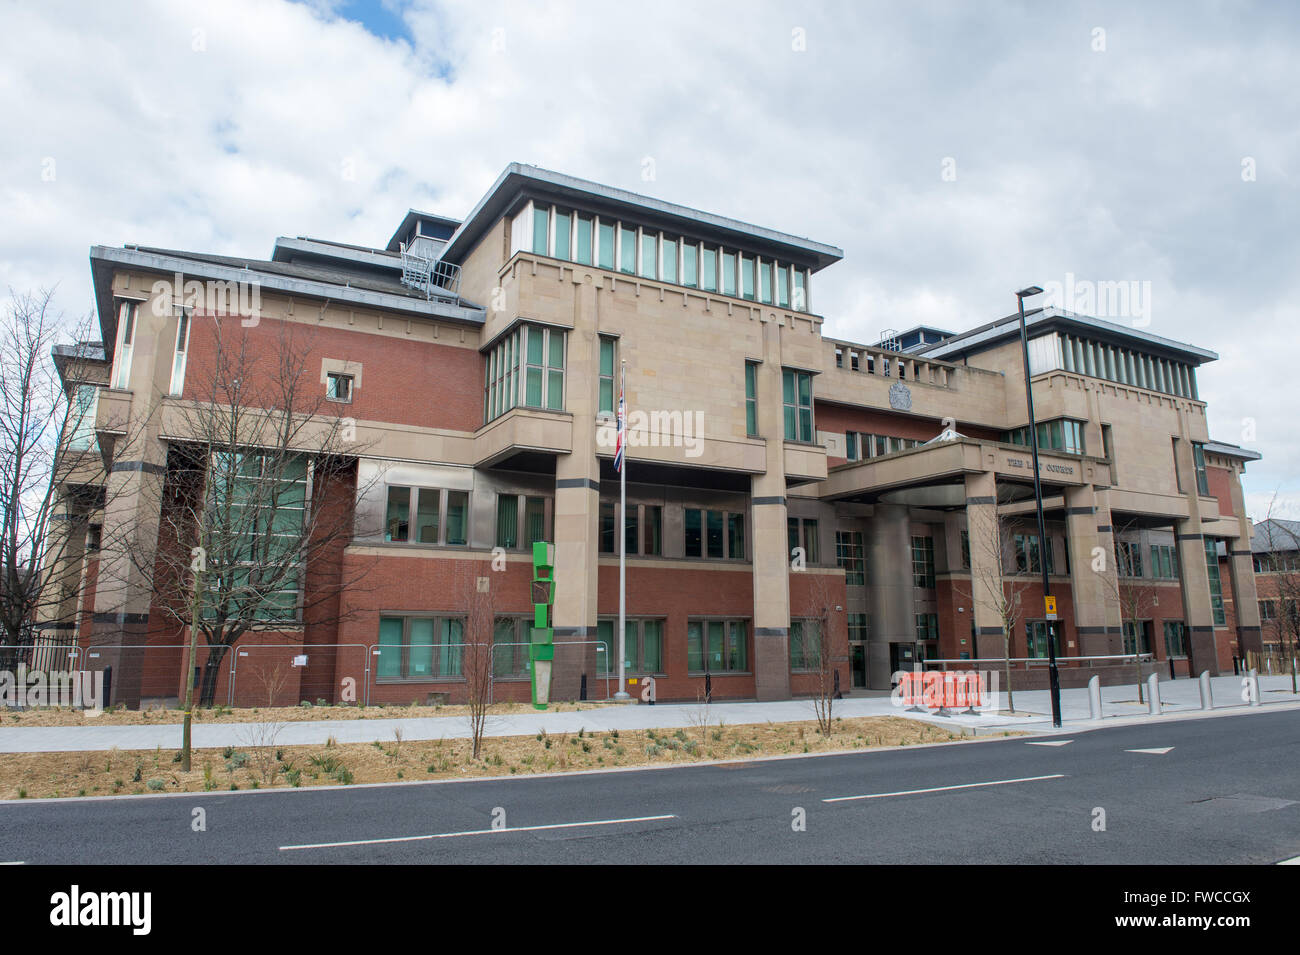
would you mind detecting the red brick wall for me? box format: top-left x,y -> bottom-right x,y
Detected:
1206,466 -> 1235,517
182,314 -> 483,433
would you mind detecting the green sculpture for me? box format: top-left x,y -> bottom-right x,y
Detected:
530,541 -> 556,710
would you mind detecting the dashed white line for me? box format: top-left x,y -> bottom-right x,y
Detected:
279,813 -> 677,851
1126,747 -> 1174,755
1026,740 -> 1074,747
822,774 -> 1067,803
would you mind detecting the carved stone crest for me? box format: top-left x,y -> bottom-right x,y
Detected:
889,381 -> 912,411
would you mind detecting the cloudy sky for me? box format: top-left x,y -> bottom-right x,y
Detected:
2,0 -> 1296,516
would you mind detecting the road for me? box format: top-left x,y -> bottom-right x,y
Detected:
1,710 -> 1297,864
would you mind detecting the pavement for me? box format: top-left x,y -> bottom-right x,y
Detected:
1,709 -> 1297,864
0,673 -> 1295,753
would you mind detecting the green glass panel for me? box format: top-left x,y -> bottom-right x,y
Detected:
682,245 -> 697,287
701,248 -> 717,292
377,617 -> 403,678
619,227 -> 636,273
687,622 -> 703,672
445,491 -> 467,545
553,212 -> 571,261
575,216 -> 592,265
598,222 -> 616,268
532,206 -> 549,254
639,232 -> 657,278
409,618 -> 435,677
721,252 -> 736,295
662,238 -> 677,283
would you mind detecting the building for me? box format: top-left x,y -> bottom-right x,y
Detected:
42,163 -> 1265,707
1251,518 -> 1300,659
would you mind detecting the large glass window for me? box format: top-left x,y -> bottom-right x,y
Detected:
639,231 -> 657,279
688,619 -> 748,673
782,369 -> 813,442
836,530 -> 865,585
1150,544 -> 1179,579
68,385 -> 99,451
376,616 -> 464,681
721,251 -> 736,296
684,508 -> 744,559
789,518 -> 819,564
553,210 -> 572,261
701,247 -> 718,292
575,215 -> 593,265
445,491 -> 468,545
1192,442 -> 1209,496
1115,540 -> 1143,578
1122,621 -> 1153,655
661,237 -> 677,284
682,243 -> 698,287
1163,621 -> 1187,657
643,505 -> 662,556
739,255 -> 755,300
911,536 -> 936,588
489,323 -> 565,420
619,226 -> 636,273
745,362 -> 758,437
789,620 -> 822,671
493,617 -> 530,678
1025,621 -> 1059,659
1014,533 -> 1054,575
1205,539 -> 1226,626
598,618 -> 666,675
496,494 -> 519,549
599,337 -> 616,415
113,301 -> 137,389
531,205 -> 550,254
759,261 -> 772,304
597,221 -> 616,269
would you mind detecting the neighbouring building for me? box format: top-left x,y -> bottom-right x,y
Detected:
38,163 -> 1266,706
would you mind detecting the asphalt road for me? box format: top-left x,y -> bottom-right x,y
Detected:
2,710 -> 1297,864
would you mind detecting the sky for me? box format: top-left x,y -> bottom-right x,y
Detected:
1,0 -> 1296,518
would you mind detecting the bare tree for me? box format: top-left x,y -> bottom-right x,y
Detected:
457,558 -> 497,760
798,572 -> 839,736
0,289 -> 138,669
960,501 -> 1034,714
111,313 -> 381,768
1257,497 -> 1300,694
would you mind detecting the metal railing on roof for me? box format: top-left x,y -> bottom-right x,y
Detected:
399,238 -> 461,299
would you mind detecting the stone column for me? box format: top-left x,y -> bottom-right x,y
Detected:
962,470 -> 1007,663
552,273 -> 600,698
1171,436 -> 1218,675
1224,465 -> 1262,655
1065,485 -> 1122,655
751,320 -> 791,701
866,503 -> 912,689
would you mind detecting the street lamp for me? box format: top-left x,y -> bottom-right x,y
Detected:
1016,286 -> 1063,728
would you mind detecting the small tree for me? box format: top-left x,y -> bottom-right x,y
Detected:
799,572 -> 839,736
457,559 -> 497,760
961,500 -> 1033,714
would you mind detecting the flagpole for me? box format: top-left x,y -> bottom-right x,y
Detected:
615,359 -> 630,700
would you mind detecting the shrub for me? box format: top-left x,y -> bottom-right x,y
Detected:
146,778 -> 165,791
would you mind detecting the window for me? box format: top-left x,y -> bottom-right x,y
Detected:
553,210 -> 572,261
1259,599 -> 1277,621
1115,540 -> 1143,578
688,619 -> 749,673
204,452 -> 307,623
782,369 -> 813,442
326,372 -> 352,403
682,243 -> 698,287
113,301 -> 137,389
377,616 -> 463,680
643,505 -> 662,556
759,261 -> 773,304
1004,419 -> 1085,454
701,247 -> 718,292
599,337 -> 616,416
531,205 -> 550,254
600,501 -> 616,554
845,432 -> 858,461
597,220 -> 616,269
745,362 -> 758,437
1205,539 -> 1226,626
169,308 -> 191,396
1150,544 -> 1179,579
68,384 -> 99,451
575,215 -> 593,265
684,508 -> 745,559
1014,534 -> 1054,575
836,530 -> 865,585
789,619 -> 822,671
1192,442 -> 1209,496
625,503 -> 639,557
776,265 -> 789,308
848,613 -> 868,642
496,495 -> 519,549
721,251 -> 736,296
388,486 -> 468,546
915,613 -> 939,641
911,536 -> 935,588
788,517 -> 818,564
739,255 -> 755,300
1122,621 -> 1153,655
1163,621 -> 1187,657
598,618 -> 666,676
486,323 -> 567,418
960,530 -> 971,570
639,231 -> 657,279
792,270 -> 806,311
661,237 -> 677,284
493,617 -> 530,678
619,225 -> 636,273
1025,621 -> 1058,659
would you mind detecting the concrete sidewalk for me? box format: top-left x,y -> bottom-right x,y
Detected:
0,674 -> 1294,753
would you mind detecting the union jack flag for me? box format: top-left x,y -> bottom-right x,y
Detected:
614,373 -> 626,473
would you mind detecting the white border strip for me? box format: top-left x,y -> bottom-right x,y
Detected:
823,774 -> 1066,803
279,814 -> 677,851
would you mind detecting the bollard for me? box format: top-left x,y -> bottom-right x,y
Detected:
1146,673 -> 1161,715
1247,668 -> 1261,706
1088,675 -> 1103,720
1198,670 -> 1213,710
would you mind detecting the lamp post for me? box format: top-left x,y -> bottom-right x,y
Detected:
1016,286 -> 1062,728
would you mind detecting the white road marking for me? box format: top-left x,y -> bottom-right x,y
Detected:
1126,747 -> 1174,755
1026,740 -> 1074,747
279,813 -> 678,851
1276,855 -> 1300,865
822,774 -> 1066,803
0,861 -> 24,865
